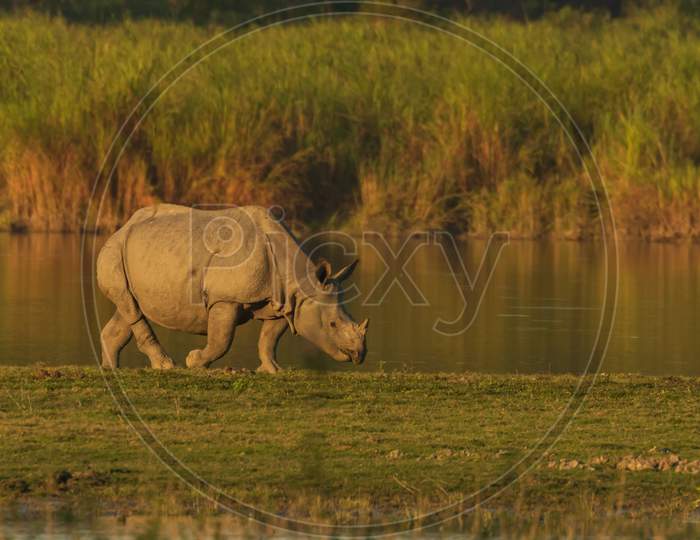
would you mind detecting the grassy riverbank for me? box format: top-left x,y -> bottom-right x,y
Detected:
1,367 -> 699,536
1,6 -> 700,239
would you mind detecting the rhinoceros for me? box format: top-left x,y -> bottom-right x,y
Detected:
96,204 -> 368,372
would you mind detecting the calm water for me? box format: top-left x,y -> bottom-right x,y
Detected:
5,511 -> 697,540
0,233 -> 698,375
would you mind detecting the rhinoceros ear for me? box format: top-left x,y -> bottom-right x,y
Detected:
315,259 -> 332,285
331,259 -> 358,283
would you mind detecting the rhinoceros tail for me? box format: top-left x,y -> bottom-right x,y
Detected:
96,237 -> 143,326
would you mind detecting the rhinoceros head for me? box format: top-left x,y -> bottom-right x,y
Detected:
293,259 -> 369,365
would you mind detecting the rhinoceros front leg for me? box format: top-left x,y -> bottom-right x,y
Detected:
257,318 -> 288,373
186,302 -> 240,369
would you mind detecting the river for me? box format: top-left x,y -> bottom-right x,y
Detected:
1,233 -> 697,375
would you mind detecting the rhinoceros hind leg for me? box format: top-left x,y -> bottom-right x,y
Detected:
101,311 -> 132,368
131,319 -> 175,369
257,318 -> 287,373
98,239 -> 172,368
185,302 -> 239,369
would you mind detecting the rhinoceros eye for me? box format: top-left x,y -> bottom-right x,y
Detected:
330,321 -> 337,328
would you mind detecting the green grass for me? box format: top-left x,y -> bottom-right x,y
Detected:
0,6 -> 699,239
1,367 -> 699,537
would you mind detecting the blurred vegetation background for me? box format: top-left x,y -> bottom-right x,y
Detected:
0,1 -> 633,23
6,1 -> 700,22
0,1 -> 698,238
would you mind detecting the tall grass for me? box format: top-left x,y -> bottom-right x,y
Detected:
1,6 -> 699,238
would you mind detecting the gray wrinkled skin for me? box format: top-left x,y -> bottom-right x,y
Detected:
96,204 -> 368,372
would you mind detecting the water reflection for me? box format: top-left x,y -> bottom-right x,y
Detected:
4,511 -> 696,539
0,233 -> 697,375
